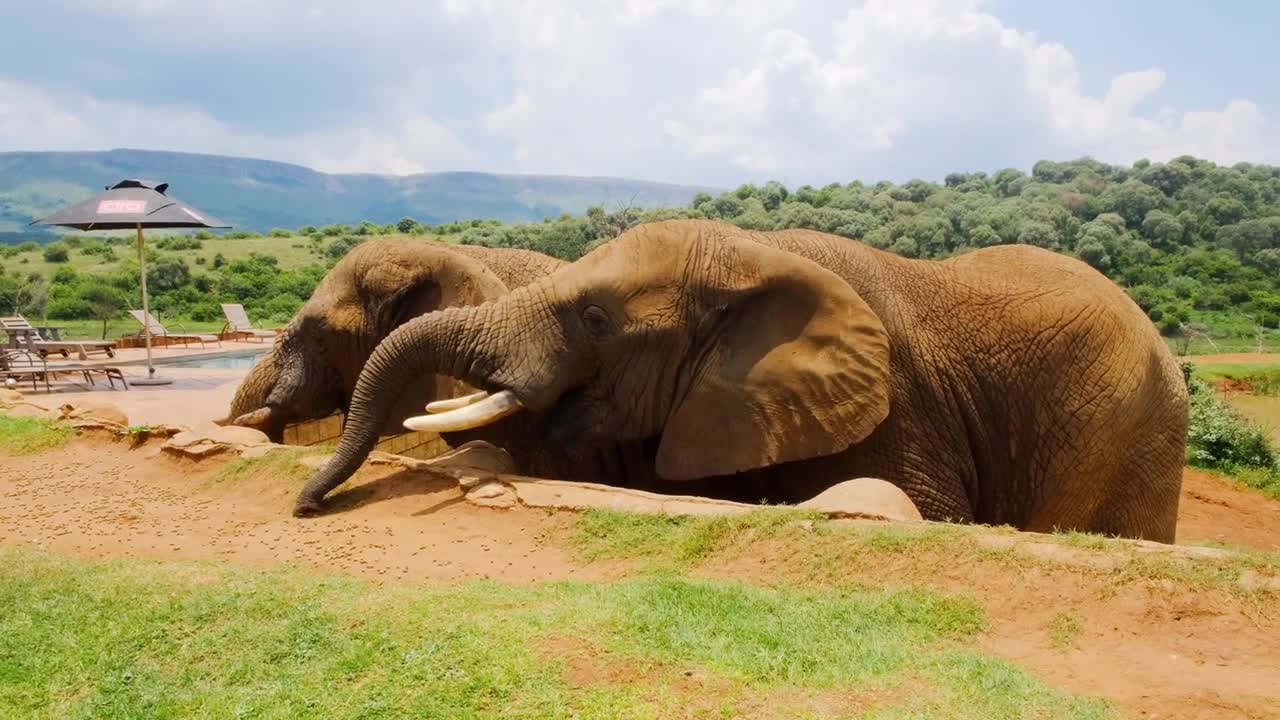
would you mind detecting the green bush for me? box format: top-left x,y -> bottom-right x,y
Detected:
1184,371 -> 1280,496
42,243 -> 69,262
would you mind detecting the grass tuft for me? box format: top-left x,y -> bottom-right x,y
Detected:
1047,613 -> 1083,650
572,507 -> 824,565
208,446 -> 328,486
0,413 -> 73,455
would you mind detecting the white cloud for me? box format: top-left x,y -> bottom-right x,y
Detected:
12,0 -> 1280,184
663,0 -> 1279,179
0,78 -> 476,175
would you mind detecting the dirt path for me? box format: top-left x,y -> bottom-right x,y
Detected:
0,437 -> 621,585
2,436 -> 1279,719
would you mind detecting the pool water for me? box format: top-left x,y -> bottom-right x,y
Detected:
159,350 -> 268,369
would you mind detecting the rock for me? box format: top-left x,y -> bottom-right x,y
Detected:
0,388 -> 25,406
195,422 -> 271,446
427,441 -> 517,475
59,400 -> 128,427
796,478 -> 924,522
503,477 -> 759,517
465,480 -> 518,509
161,421 -> 273,460
4,403 -> 60,421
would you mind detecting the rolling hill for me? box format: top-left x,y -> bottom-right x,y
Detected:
0,149 -> 721,238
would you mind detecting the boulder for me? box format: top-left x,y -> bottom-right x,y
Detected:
168,422 -> 271,449
796,478 -> 924,522
465,480 -> 519,509
59,401 -> 129,428
162,421 -> 273,459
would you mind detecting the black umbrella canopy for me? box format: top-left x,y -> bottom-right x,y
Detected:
30,179 -> 232,231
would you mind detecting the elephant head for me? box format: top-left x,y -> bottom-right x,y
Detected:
295,219 -> 892,515
221,237 -> 512,442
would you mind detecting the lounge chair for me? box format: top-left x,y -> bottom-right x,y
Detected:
1,315 -> 117,361
0,349 -> 128,393
127,310 -> 221,349
220,303 -> 277,343
1,349 -> 50,392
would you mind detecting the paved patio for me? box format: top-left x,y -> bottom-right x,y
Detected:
8,339 -> 270,428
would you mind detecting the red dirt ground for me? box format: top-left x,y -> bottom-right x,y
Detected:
1186,352 -> 1280,365
2,435 -> 1278,719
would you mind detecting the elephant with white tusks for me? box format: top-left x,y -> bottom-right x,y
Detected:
295,219 -> 1188,543
219,236 -> 564,443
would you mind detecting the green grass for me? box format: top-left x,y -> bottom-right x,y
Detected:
0,546 -> 1115,720
572,507 -> 825,566
570,510 -> 1280,599
207,446 -> 329,487
1167,334 -> 1280,357
0,413 -> 72,455
3,234 -> 320,278
48,318 -> 248,341
1193,362 -> 1280,395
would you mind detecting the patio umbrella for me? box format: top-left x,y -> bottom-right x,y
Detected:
31,179 -> 232,385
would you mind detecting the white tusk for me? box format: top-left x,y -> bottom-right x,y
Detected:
425,390 -> 489,413
404,390 -> 523,433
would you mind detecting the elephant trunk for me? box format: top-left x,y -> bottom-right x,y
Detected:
222,345 -> 283,430
293,301 -> 499,516
223,337 -> 309,441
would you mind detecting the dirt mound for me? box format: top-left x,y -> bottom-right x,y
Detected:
2,432 -> 1279,718
0,436 -> 614,584
1177,468 -> 1280,550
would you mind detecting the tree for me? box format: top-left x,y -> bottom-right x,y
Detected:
147,258 -> 191,292
1141,209 -> 1185,249
1097,180 -> 1166,227
1139,161 -> 1192,196
81,282 -> 129,339
397,217 -> 419,234
992,168 -> 1026,198
0,270 -> 48,316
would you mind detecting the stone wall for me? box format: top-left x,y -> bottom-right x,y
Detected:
281,412 -> 450,460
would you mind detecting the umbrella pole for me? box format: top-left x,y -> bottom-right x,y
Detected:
132,223 -> 171,386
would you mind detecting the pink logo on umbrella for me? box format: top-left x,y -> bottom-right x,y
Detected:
98,200 -> 147,214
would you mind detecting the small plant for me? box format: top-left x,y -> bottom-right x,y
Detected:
117,424 -> 156,447
1047,612 -> 1082,650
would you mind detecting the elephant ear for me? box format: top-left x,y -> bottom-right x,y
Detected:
655,237 -> 891,481
363,242 -> 510,333
341,240 -> 513,428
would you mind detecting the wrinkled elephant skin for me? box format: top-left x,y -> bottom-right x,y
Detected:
219,237 -> 565,441
299,220 -> 1188,543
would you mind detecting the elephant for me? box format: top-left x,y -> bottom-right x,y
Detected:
293,218 -> 1189,542
219,236 -> 565,442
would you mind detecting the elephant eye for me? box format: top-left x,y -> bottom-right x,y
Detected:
582,304 -> 613,339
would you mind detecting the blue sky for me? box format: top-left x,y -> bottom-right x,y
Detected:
1,0 -> 1276,188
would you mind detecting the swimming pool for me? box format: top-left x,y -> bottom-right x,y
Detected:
155,349 -> 268,369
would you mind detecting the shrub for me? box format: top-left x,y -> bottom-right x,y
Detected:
1185,373 -> 1280,495
42,243 -> 69,262
155,236 -> 203,251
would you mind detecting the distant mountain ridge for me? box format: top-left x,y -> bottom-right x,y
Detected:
0,149 -> 722,237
